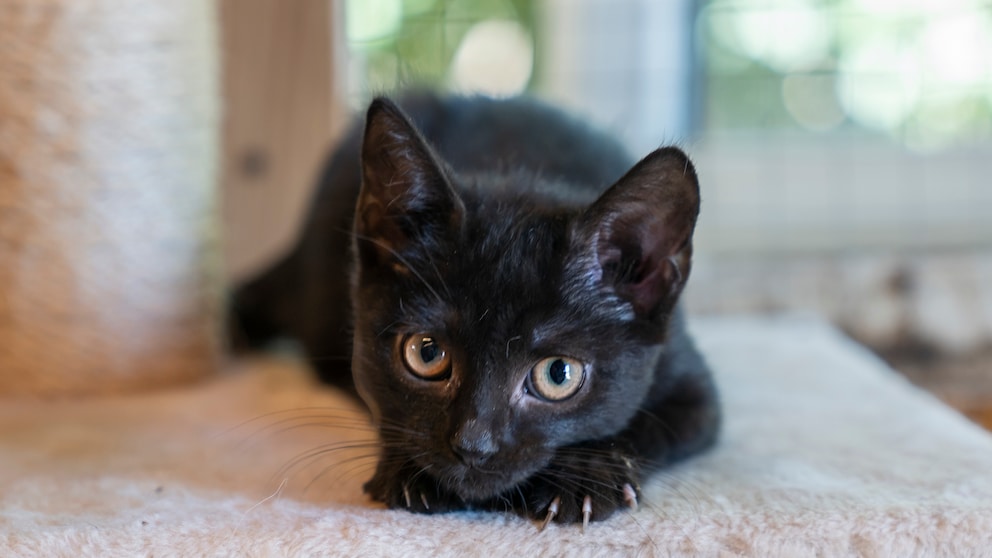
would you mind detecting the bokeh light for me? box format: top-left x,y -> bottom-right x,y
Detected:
346,0 -> 403,45
448,20 -> 533,96
836,36 -> 921,131
730,0 -> 832,73
344,0 -> 535,99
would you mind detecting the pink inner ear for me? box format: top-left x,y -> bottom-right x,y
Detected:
595,208 -> 693,319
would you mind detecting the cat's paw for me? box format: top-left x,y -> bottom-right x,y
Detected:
522,443 -> 641,530
363,466 -> 466,514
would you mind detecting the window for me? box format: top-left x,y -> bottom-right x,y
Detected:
344,0 -> 537,101
341,0 -> 992,253
701,0 -> 992,150
696,0 -> 992,253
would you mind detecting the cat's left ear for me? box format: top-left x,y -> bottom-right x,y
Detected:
355,97 -> 464,268
574,147 -> 700,323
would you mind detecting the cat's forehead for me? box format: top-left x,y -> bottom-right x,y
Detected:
461,202 -> 570,281
398,199 -> 576,329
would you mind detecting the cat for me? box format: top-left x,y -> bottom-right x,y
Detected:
230,92 -> 720,527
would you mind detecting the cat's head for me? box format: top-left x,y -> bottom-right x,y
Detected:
350,97 -> 700,502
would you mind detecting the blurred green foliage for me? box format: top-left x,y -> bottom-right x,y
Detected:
346,0 -> 536,93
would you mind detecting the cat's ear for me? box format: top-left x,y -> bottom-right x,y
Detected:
574,147 -> 700,322
355,97 -> 463,267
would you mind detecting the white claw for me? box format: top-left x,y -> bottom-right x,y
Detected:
581,495 -> 592,533
420,492 -> 430,510
622,483 -> 638,512
402,484 -> 412,508
539,495 -> 561,531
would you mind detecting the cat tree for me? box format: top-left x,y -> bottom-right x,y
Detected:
0,0 -> 221,394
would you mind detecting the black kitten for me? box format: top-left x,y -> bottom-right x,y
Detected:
231,93 -> 720,527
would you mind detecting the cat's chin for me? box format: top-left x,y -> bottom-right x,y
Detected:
438,462 -> 543,502
444,474 -> 526,502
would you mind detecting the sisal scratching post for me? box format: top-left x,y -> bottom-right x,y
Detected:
0,1 -> 222,395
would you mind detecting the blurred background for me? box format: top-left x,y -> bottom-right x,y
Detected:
222,0 -> 991,427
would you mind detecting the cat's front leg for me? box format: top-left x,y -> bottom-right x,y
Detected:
519,439 -> 641,529
518,359 -> 720,528
363,452 -> 467,514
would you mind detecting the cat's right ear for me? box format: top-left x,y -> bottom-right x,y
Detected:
355,97 -> 463,268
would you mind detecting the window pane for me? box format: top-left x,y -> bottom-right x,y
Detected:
699,0 -> 992,151
344,0 -> 538,102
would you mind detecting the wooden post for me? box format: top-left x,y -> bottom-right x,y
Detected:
0,1 -> 221,395
221,0 -> 345,281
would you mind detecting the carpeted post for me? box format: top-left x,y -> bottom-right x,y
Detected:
0,1 -> 222,395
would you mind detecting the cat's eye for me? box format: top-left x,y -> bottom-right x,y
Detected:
401,334 -> 451,380
529,356 -> 585,401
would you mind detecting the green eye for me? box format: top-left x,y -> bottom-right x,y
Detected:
529,356 -> 585,401
401,334 -> 451,380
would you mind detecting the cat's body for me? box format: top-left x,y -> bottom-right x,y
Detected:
231,93 -> 720,526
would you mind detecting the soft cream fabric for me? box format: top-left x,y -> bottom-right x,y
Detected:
2,316 -> 990,557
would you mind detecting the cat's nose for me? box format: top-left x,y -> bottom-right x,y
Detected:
451,423 -> 498,467
451,439 -> 498,467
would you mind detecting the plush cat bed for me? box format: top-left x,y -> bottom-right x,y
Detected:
2,315 -> 990,557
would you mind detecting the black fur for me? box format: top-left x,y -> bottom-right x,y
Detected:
230,93 -> 720,524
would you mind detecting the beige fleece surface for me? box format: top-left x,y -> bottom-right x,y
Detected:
1,315 -> 991,557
